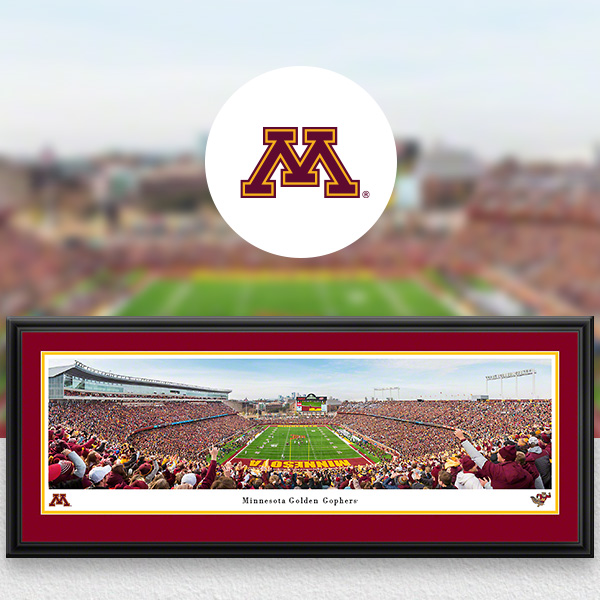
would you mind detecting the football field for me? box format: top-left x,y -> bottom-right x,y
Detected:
229,425 -> 376,468
116,273 -> 455,317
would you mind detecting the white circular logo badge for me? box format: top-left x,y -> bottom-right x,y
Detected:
205,67 -> 397,258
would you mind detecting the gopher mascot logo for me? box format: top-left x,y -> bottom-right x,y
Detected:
530,492 -> 551,507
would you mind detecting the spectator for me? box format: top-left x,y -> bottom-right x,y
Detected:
454,429 -> 534,489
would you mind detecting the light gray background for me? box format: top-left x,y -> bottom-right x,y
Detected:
1,440 -> 597,600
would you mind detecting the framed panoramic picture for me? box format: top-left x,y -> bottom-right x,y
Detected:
6,316 -> 594,557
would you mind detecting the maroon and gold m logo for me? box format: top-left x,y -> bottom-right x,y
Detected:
241,127 -> 360,198
49,493 -> 71,507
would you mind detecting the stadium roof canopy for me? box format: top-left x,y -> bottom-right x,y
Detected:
48,361 -> 232,394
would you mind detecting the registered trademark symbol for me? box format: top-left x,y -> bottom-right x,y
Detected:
362,191 -> 370,198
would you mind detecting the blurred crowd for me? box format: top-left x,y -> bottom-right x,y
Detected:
436,164 -> 600,316
1,153 -> 598,324
0,225 -> 102,318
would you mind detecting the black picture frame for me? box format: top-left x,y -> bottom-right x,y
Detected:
6,316 -> 594,558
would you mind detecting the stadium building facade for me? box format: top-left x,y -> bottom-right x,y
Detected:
48,361 -> 231,401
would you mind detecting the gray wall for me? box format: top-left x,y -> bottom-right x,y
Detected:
1,440 -> 597,600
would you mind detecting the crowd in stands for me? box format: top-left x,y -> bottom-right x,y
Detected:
49,400 -> 236,444
48,424 -> 552,491
128,414 -> 252,461
335,399 -> 551,463
48,397 -> 552,491
215,428 -> 263,462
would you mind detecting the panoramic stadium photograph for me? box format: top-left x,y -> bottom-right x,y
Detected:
45,353 -> 555,513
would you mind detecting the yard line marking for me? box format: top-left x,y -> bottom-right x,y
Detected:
416,272 -> 468,316
315,279 -> 336,315
103,274 -> 156,316
284,426 -> 292,460
375,280 -> 411,314
305,426 -> 316,461
160,280 -> 194,315
325,424 -> 373,464
234,278 -> 253,315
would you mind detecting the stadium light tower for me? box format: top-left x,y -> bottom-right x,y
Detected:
485,369 -> 536,400
374,387 -> 401,400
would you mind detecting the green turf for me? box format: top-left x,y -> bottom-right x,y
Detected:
466,275 -> 495,292
232,425 -> 370,463
355,446 -> 381,463
116,275 -> 454,317
117,279 -> 182,315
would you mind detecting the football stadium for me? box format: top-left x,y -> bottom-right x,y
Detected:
228,425 -> 377,469
48,360 -> 553,491
48,361 -> 231,400
1,14 -> 599,438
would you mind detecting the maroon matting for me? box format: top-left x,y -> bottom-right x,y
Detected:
21,330 -> 579,545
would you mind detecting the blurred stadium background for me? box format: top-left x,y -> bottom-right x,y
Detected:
1,2 -> 598,435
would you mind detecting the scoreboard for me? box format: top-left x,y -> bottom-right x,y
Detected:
296,393 -> 327,413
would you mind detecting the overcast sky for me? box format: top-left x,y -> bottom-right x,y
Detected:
47,355 -> 553,401
2,1 -> 598,160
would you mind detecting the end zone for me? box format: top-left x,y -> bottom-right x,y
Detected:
231,457 -> 370,470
